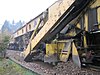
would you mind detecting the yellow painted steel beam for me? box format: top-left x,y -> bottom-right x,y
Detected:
23,0 -> 94,60
83,33 -> 88,48
31,0 -> 75,50
23,18 -> 42,57
97,8 -> 100,29
84,12 -> 88,31
90,0 -> 100,8
30,19 -> 41,40
23,0 -> 75,57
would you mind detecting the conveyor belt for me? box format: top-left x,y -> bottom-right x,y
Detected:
24,0 -> 93,61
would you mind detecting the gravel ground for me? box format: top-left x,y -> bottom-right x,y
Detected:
6,50 -> 55,75
6,50 -> 100,75
54,61 -> 100,75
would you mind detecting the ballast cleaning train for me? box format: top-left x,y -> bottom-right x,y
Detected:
9,0 -> 100,68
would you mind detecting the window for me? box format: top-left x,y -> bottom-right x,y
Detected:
34,20 -> 37,27
29,24 -> 31,30
22,29 -> 24,33
26,26 -> 28,32
17,32 -> 19,35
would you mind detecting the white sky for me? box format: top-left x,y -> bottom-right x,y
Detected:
0,0 -> 57,29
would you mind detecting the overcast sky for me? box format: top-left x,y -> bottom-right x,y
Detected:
0,0 -> 57,29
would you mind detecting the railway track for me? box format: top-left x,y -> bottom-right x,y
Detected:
6,50 -> 100,75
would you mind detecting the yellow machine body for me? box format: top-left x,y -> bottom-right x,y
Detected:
10,0 -> 100,68
45,40 -> 72,63
44,42 -> 65,63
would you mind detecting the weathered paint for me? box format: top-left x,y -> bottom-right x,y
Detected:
76,23 -> 81,29
46,44 -> 58,56
72,42 -> 81,67
60,41 -> 71,62
84,12 -> 88,31
44,43 -> 65,63
90,0 -> 100,8
97,8 -> 100,29
23,0 -> 75,57
90,0 -> 100,29
83,35 -> 88,48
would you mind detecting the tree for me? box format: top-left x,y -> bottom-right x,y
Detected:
0,35 -> 10,57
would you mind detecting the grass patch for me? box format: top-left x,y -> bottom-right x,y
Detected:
0,57 -> 4,61
0,59 -> 38,75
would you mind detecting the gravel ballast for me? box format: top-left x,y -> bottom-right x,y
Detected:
6,50 -> 100,75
